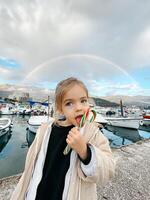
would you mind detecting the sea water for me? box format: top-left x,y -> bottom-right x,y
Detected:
0,115 -> 150,178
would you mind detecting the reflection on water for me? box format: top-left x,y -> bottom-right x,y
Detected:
106,125 -> 142,142
0,130 -> 12,153
102,124 -> 145,148
0,114 -> 150,179
139,125 -> 150,132
26,130 -> 35,147
0,115 -> 29,179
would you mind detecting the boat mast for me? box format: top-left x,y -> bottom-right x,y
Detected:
120,99 -> 124,117
48,95 -> 50,120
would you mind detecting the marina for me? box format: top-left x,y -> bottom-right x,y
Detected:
0,111 -> 150,179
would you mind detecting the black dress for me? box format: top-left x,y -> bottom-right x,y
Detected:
35,123 -> 91,200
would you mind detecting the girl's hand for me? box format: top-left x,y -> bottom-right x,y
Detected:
66,127 -> 88,160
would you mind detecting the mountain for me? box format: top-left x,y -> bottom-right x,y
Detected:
101,95 -> 150,107
91,97 -> 119,107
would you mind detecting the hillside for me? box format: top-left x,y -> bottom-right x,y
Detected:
92,97 -> 119,107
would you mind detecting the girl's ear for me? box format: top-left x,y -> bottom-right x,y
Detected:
57,108 -> 64,116
58,108 -> 63,115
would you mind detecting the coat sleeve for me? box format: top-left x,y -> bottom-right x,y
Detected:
77,125 -> 115,186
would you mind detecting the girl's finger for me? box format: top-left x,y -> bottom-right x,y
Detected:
69,130 -> 77,137
66,138 -> 71,144
66,138 -> 74,146
70,127 -> 79,132
67,134 -> 73,140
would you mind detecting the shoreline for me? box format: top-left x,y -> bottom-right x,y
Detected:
1,139 -> 150,200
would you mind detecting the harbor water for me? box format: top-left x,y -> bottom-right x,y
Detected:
0,115 -> 150,179
0,115 -> 29,179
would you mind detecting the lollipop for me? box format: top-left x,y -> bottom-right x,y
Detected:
63,108 -> 96,155
79,108 -> 96,127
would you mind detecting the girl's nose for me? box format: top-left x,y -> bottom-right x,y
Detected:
75,102 -> 82,110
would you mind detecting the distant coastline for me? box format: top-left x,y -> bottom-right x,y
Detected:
0,83 -> 150,107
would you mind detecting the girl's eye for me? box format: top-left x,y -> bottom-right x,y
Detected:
65,102 -> 73,107
81,99 -> 88,104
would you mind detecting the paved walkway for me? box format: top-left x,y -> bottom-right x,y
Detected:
0,139 -> 150,200
97,139 -> 150,200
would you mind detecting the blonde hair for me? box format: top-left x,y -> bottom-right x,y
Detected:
55,77 -> 88,114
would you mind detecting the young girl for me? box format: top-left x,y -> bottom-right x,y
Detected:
11,77 -> 115,200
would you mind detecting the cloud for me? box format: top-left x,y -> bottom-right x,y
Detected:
0,0 -> 150,95
133,27 -> 150,66
0,66 -> 9,74
87,80 -> 150,96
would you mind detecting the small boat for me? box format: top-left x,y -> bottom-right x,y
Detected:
105,117 -> 140,130
143,114 -> 150,119
140,119 -> 150,127
0,105 -> 16,115
27,115 -> 54,134
104,99 -> 141,130
0,130 -> 12,152
95,113 -> 108,126
139,114 -> 150,126
140,119 -> 150,126
0,118 -> 12,137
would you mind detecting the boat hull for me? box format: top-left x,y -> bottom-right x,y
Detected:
27,124 -> 39,134
106,117 -> 140,130
143,115 -> 150,119
27,115 -> 54,134
140,119 -> 150,126
0,118 -> 12,137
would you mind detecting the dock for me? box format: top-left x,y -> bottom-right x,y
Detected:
0,139 -> 150,200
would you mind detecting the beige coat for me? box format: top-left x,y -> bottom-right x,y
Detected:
11,121 -> 115,200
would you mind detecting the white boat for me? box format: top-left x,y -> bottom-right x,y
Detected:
15,104 -> 32,115
140,119 -> 150,126
105,117 -> 141,130
27,115 -> 54,134
0,106 -> 16,115
139,114 -> 150,126
95,113 -> 108,125
0,118 -> 12,137
18,107 -> 32,115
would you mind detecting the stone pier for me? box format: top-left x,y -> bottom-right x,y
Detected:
0,139 -> 150,200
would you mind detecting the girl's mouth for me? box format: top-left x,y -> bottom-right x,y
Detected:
75,115 -> 83,125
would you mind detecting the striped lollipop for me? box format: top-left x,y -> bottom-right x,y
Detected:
63,108 -> 97,155
89,109 -> 96,122
79,108 -> 96,128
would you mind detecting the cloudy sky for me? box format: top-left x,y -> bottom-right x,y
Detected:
0,0 -> 150,96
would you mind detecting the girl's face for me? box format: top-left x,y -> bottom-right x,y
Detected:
60,84 -> 90,126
